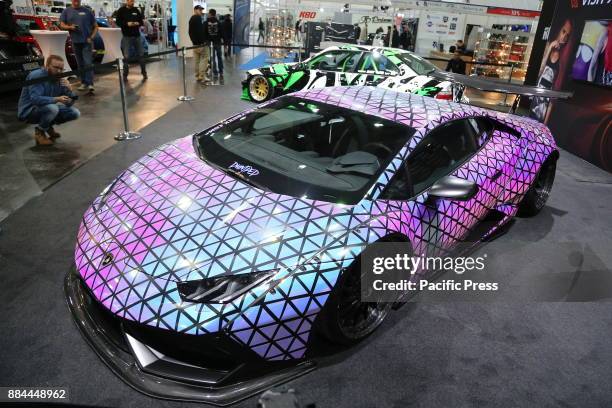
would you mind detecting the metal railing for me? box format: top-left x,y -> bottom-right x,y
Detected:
1,42 -> 302,141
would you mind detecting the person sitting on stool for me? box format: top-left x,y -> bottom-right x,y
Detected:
17,55 -> 80,146
446,51 -> 467,75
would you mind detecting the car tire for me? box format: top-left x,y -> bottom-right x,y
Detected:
518,157 -> 557,216
316,255 -> 392,346
248,75 -> 273,102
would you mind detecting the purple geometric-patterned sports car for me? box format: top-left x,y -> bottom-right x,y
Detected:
66,86 -> 558,405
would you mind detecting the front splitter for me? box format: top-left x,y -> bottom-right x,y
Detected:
64,271 -> 316,406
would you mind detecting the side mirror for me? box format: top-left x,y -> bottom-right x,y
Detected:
428,175 -> 478,201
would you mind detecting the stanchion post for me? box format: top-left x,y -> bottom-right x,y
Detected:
115,58 -> 141,141
498,64 -> 514,108
177,46 -> 195,101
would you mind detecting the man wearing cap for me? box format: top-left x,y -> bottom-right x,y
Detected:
188,5 -> 209,83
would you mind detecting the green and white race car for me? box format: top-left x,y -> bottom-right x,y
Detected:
241,45 -> 465,103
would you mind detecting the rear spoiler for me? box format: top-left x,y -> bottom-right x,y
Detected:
430,71 -> 573,99
429,70 -> 572,114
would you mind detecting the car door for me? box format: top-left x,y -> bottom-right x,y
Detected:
380,118 -> 498,256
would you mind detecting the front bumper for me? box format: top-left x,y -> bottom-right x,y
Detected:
64,271 -> 315,405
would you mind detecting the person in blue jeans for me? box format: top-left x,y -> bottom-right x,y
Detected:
115,0 -> 148,80
60,0 -> 98,92
18,55 -> 80,146
204,8 -> 223,80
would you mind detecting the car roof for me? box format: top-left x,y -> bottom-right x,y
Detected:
290,85 -> 543,134
326,44 -> 409,55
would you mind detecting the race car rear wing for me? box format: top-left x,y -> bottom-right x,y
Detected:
429,70 -> 573,114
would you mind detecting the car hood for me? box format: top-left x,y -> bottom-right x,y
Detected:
247,62 -> 301,77
75,136 -> 367,283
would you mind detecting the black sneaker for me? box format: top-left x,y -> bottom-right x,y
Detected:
142,72 -> 148,80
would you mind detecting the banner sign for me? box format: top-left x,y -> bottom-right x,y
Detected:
525,0 -> 612,173
419,12 -> 464,39
487,7 -> 541,18
399,0 -> 487,15
298,11 -> 317,20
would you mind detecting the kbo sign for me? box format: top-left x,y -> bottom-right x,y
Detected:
299,11 -> 317,19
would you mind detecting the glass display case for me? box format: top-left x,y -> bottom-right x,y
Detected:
471,27 -> 534,83
265,12 -> 294,59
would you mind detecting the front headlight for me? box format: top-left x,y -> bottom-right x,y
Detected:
177,270 -> 277,304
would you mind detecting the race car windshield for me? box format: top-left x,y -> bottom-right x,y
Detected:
196,97 -> 415,204
397,52 -> 438,75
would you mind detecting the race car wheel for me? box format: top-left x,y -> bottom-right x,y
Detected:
518,157 -> 556,216
248,75 -> 272,102
317,257 -> 392,345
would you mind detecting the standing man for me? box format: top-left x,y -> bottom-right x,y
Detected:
115,0 -> 147,80
188,5 -> 209,82
353,23 -> 361,44
446,51 -> 466,74
294,19 -> 301,42
257,17 -> 265,43
455,39 -> 466,53
222,14 -> 232,57
399,26 -> 412,50
384,25 -> 391,47
391,25 -> 399,48
205,8 -> 223,80
18,55 -> 80,146
60,0 -> 98,92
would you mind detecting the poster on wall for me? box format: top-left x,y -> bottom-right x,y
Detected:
571,20 -> 612,87
419,12 -> 464,39
527,0 -> 612,172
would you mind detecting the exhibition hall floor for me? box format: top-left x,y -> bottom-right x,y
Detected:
1,52 -> 612,408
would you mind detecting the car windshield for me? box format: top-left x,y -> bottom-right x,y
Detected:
397,52 -> 437,75
196,96 -> 415,204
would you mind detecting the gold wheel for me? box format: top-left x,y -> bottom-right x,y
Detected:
249,75 -> 271,102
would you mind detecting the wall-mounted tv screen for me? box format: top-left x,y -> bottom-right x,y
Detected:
572,20 -> 611,87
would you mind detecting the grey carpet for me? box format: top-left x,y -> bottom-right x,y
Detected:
1,78 -> 612,408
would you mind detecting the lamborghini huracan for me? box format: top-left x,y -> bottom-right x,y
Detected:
66,86 -> 558,405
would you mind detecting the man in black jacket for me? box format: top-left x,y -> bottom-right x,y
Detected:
399,27 -> 412,50
188,5 -> 209,82
115,0 -> 147,80
222,14 -> 232,57
446,51 -> 466,75
391,26 -> 400,48
205,8 -> 223,80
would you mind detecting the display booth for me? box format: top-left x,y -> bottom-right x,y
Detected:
526,0 -> 612,172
